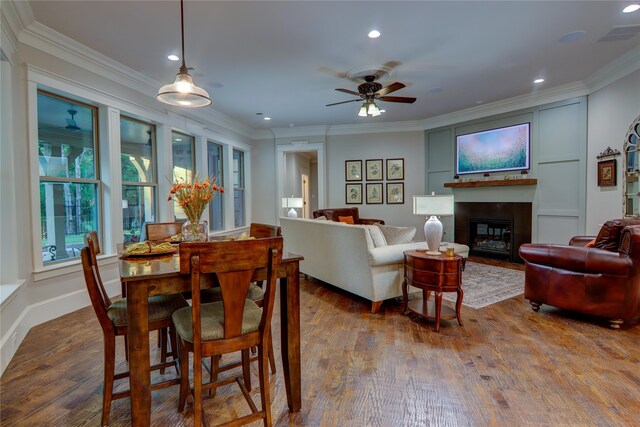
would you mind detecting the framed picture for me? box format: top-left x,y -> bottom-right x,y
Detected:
386,182 -> 404,204
365,159 -> 383,181
346,183 -> 363,204
345,160 -> 362,181
597,159 -> 617,186
386,158 -> 404,180
366,183 -> 383,204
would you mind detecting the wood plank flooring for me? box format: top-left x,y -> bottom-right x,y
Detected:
1,269 -> 639,426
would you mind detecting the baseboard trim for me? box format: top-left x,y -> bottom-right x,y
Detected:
0,278 -> 120,376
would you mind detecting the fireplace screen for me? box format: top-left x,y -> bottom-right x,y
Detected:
468,217 -> 513,259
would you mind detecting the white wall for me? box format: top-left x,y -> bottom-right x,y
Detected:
250,138 -> 278,225
586,70 -> 640,234
327,131 -> 428,238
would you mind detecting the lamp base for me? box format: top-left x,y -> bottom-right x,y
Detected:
424,215 -> 443,255
287,208 -> 298,218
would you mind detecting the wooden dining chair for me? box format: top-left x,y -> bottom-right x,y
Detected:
145,221 -> 183,241
173,238 -> 282,427
81,235 -> 188,426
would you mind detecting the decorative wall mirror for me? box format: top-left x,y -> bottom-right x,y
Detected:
623,115 -> 640,217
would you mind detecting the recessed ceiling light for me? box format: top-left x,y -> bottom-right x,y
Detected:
175,138 -> 182,141
167,54 -> 179,61
559,31 -> 586,42
368,30 -> 381,39
379,109 -> 386,113
264,117 -> 271,121
623,4 -> 640,13
533,78 -> 545,84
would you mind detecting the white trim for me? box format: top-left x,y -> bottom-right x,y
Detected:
0,280 -> 24,310
27,80 -> 42,272
0,0 -> 33,47
276,143 -> 326,222
32,255 -> 119,282
0,276 -> 121,376
0,13 -> 17,65
585,46 -> 640,94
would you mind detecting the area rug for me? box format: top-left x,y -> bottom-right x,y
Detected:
442,261 -> 525,309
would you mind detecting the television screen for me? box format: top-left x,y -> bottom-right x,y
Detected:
456,123 -> 530,175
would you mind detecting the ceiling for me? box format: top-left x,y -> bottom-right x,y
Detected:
27,1 -> 640,131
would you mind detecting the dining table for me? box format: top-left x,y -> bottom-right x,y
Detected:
118,245 -> 303,427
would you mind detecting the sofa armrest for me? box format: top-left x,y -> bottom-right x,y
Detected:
569,236 -> 596,247
358,218 -> 385,225
519,244 -> 631,276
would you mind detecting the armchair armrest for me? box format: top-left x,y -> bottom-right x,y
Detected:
519,244 -> 631,276
358,218 -> 385,225
569,236 -> 596,247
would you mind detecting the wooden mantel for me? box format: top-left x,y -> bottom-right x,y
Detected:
444,178 -> 538,188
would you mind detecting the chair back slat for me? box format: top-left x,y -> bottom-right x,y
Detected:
83,232 -> 111,308
180,238 -> 283,344
249,223 -> 281,239
145,222 -> 183,241
80,248 -> 115,334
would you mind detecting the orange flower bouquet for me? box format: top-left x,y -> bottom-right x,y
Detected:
167,175 -> 224,241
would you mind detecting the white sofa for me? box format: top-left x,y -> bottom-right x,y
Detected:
280,217 -> 431,313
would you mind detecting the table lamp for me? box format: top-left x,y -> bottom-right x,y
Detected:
413,193 -> 454,255
282,197 -> 304,218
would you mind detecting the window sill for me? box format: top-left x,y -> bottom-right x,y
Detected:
0,280 -> 26,309
33,254 -> 119,282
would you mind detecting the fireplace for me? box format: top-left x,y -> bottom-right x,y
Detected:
454,202 -> 531,263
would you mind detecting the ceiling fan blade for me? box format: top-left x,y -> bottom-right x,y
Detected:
379,96 -> 417,103
326,99 -> 362,107
376,82 -> 406,96
335,88 -> 361,96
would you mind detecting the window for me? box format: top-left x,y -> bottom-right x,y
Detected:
208,142 -> 224,231
37,91 -> 99,264
172,131 -> 195,220
233,149 -> 245,227
121,117 -> 157,243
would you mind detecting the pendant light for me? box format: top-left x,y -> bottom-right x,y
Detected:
157,0 -> 212,108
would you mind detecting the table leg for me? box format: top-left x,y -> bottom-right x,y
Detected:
456,288 -> 464,326
127,282 -> 151,426
401,279 -> 409,314
434,292 -> 443,332
280,263 -> 301,412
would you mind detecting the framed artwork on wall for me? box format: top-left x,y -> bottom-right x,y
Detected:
386,182 -> 404,204
597,159 -> 616,186
365,159 -> 383,181
345,160 -> 362,181
346,183 -> 363,204
386,158 -> 404,180
366,183 -> 383,204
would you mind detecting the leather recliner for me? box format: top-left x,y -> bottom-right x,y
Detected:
312,207 -> 385,225
519,219 -> 640,329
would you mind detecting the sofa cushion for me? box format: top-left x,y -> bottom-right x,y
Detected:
376,224 -> 416,245
594,219 -> 640,251
338,215 -> 355,224
363,225 -> 387,248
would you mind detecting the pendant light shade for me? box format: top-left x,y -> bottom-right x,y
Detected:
157,0 -> 212,108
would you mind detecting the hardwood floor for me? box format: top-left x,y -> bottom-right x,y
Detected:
2,271 -> 639,426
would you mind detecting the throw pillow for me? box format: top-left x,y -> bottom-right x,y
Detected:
338,215 -> 355,224
584,239 -> 596,248
364,225 -> 387,247
314,215 -> 327,221
376,224 -> 416,245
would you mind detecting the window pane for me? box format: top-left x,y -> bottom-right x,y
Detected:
172,132 -> 194,182
37,92 -> 96,179
233,149 -> 245,227
120,117 -> 155,183
208,142 -> 224,231
40,181 -> 98,263
122,185 -> 156,243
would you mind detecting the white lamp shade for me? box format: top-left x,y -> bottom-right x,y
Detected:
282,197 -> 303,208
413,194 -> 454,216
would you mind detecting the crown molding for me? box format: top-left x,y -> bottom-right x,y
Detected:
1,0 -> 34,43
19,21 -> 256,140
585,46 -> 640,94
327,120 -> 425,136
1,13 -> 17,63
270,126 -> 328,139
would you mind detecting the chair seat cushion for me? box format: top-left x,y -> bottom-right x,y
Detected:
172,300 -> 262,343
107,294 -> 189,327
201,283 -> 264,303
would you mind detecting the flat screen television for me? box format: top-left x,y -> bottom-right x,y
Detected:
456,122 -> 530,175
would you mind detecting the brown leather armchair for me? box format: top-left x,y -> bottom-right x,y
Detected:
519,219 -> 640,329
312,207 -> 385,225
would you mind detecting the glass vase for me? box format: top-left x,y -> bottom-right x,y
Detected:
182,219 -> 209,242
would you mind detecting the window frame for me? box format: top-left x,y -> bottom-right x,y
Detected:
207,140 -> 225,231
36,89 -> 102,266
120,115 -> 158,242
233,148 -> 246,227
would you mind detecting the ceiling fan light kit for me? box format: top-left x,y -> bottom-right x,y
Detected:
328,74 -> 415,117
157,0 -> 211,108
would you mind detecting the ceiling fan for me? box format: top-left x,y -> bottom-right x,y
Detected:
326,75 -> 416,116
65,109 -> 81,132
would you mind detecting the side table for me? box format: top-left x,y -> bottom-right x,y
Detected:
402,250 -> 463,332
